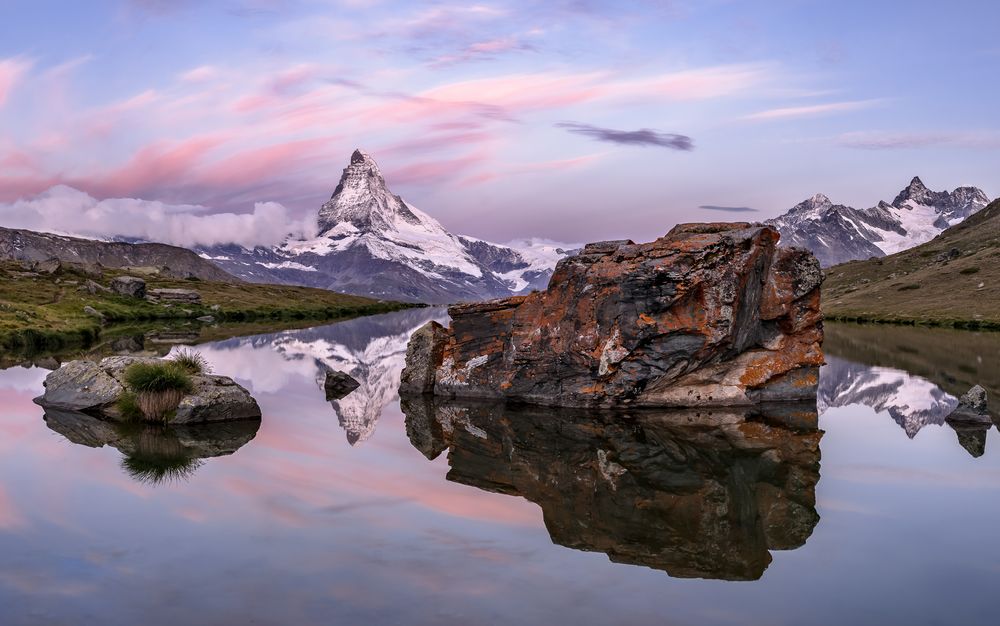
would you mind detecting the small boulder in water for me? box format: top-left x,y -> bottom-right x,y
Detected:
324,370 -> 360,401
945,385 -> 991,424
35,356 -> 261,424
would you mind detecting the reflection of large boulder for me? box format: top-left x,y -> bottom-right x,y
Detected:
401,398 -> 822,580
43,408 -> 260,484
401,223 -> 823,408
35,356 -> 261,424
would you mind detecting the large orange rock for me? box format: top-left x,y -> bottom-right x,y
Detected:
400,223 -> 823,408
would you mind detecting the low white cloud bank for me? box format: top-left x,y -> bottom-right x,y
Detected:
0,185 -> 317,248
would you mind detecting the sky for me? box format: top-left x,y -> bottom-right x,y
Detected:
0,0 -> 998,247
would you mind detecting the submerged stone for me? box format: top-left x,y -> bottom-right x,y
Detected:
400,223 -> 823,408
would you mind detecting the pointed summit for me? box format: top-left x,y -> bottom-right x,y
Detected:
789,193 -> 833,214
318,149 -> 422,235
892,175 -> 937,207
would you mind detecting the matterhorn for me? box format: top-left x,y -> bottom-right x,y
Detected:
199,150 -> 575,303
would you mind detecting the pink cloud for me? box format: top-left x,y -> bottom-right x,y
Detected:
80,134 -> 229,197
388,151 -> 492,185
744,99 -> 882,121
0,57 -> 32,107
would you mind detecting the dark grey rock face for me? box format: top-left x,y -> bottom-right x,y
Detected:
37,359 -> 124,412
401,398 -> 822,580
0,226 -> 238,281
111,276 -> 147,299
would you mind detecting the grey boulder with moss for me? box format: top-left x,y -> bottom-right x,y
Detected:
35,356 -> 261,423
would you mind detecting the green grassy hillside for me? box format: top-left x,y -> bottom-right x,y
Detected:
823,199 -> 1000,328
0,261 -> 415,352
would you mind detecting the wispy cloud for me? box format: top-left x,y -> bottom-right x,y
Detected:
557,122 -> 693,150
699,204 -> 758,213
430,36 -> 538,67
0,57 -> 32,108
744,99 -> 881,121
838,130 -> 1000,150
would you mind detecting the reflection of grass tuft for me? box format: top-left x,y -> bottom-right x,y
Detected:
120,427 -> 203,485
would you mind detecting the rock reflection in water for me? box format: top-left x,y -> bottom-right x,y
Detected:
949,422 -> 989,458
42,408 -> 260,484
402,398 -> 822,580
821,322 -> 999,456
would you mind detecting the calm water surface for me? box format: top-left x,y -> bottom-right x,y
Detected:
1,310 -> 998,625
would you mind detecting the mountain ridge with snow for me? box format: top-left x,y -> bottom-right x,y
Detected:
768,177 -> 990,266
199,150 -> 578,303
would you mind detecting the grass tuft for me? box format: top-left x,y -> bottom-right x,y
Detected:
124,362 -> 194,394
116,391 -> 144,421
170,348 -> 210,375
123,362 -> 194,422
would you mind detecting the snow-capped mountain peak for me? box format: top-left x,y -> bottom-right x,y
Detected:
199,151 -> 578,303
768,176 -> 991,266
318,148 -> 423,235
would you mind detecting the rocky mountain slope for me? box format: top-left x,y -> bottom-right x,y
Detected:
823,198 -> 1000,326
0,226 -> 237,281
768,177 -> 989,266
200,150 -> 576,304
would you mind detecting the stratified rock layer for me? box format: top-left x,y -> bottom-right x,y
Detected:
401,223 -> 823,408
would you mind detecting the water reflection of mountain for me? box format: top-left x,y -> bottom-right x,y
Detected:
824,322 -> 1000,418
43,408 -> 260,484
819,355 -> 958,438
821,322 -> 1000,451
402,398 -> 822,581
213,308 -> 448,445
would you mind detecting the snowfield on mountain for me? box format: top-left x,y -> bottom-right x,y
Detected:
198,150 -> 578,303
768,177 -> 990,266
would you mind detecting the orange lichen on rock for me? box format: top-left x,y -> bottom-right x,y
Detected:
400,223 -> 824,408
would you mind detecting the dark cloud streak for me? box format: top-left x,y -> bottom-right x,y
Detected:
557,122 -> 693,150
699,205 -> 759,213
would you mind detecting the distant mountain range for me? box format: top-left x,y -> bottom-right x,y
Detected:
768,177 -> 990,266
199,150 -> 577,303
0,225 -> 236,281
823,197 -> 1000,324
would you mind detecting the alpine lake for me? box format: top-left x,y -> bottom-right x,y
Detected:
0,309 -> 997,625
